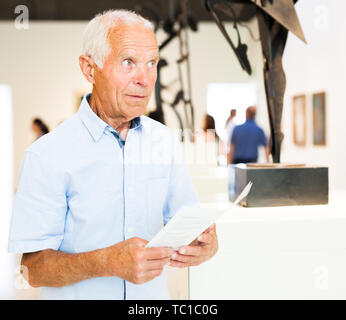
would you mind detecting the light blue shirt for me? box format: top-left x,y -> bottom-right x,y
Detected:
8,94 -> 199,300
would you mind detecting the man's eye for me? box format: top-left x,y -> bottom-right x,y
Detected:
122,59 -> 132,67
148,61 -> 155,68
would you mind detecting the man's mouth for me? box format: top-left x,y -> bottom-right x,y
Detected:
126,94 -> 146,99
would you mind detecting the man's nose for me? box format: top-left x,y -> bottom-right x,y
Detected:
134,66 -> 149,87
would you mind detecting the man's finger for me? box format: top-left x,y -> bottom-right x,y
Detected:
143,247 -> 175,260
168,260 -> 189,268
196,232 -> 214,244
203,223 -> 216,233
189,239 -> 199,246
142,258 -> 170,271
210,223 -> 216,230
170,253 -> 203,265
177,245 -> 207,257
204,223 -> 216,234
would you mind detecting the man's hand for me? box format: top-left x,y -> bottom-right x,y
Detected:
21,237 -> 174,288
104,237 -> 175,284
168,223 -> 218,268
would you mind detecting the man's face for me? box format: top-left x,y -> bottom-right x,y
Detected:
93,23 -> 159,121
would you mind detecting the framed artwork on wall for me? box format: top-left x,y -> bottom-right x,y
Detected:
312,92 -> 326,146
292,94 -> 307,146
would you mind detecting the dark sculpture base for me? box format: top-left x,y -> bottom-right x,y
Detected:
229,164 -> 329,207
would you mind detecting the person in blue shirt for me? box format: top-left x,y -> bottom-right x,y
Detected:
8,10 -> 218,300
228,106 -> 270,164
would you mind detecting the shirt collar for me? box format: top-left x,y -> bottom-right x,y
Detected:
131,116 -> 141,130
78,93 -> 142,143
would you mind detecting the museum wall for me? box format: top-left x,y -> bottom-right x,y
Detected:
281,0 -> 346,190
1,0 -> 345,191
0,19 -> 269,187
0,22 -> 90,187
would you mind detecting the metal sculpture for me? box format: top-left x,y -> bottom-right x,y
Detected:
205,0 -> 306,162
137,0 -> 198,137
138,0 -> 306,157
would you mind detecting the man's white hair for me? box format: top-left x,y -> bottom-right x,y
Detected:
82,9 -> 153,69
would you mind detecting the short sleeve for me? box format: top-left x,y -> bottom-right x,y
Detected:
162,134 -> 199,225
8,150 -> 67,253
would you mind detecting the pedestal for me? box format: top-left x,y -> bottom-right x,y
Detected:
189,190 -> 346,299
229,164 -> 329,207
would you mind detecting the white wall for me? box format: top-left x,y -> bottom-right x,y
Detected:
0,19 -> 269,187
1,2 -> 345,191
156,22 -> 268,135
282,0 -> 346,190
0,22 -> 91,185
0,85 -> 15,298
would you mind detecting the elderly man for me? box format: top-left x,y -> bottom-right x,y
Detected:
8,10 -> 218,300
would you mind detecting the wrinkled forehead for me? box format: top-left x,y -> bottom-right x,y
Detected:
107,22 -> 158,56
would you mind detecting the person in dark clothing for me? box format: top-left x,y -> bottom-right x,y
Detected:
227,106 -> 269,164
32,118 -> 49,140
202,114 -> 219,142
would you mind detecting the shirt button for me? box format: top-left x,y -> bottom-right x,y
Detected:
127,227 -> 133,233
128,186 -> 133,192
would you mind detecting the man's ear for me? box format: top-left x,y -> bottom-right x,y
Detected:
79,55 -> 96,84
